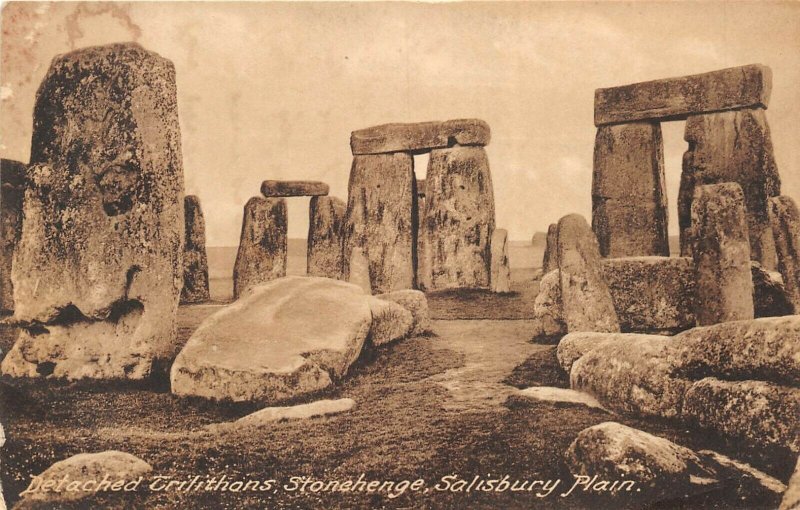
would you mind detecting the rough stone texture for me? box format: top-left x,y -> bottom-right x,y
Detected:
417,194 -> 431,291
261,180 -> 329,197
206,398 -> 356,434
680,108 -> 780,269
17,451 -> 151,505
350,118 -> 490,155
343,153 -> 415,294
557,214 -> 620,333
2,43 -> 184,380
699,450 -> 787,498
570,334 -> 688,418
367,297 -> 413,346
532,270 -> 566,338
781,456 -> 800,510
0,159 -> 25,313
490,228 -> 511,293
347,247 -> 372,294
180,195 -> 210,304
516,386 -> 607,411
669,315 -> 800,387
0,421 -> 5,509
375,289 -> 431,335
752,262 -> 794,317
541,223 -> 558,273
307,196 -> 346,279
171,277 -> 371,403
594,64 -> 771,126
422,146 -> 495,290
232,197 -> 287,300
683,378 -> 800,453
592,122 -> 669,257
690,183 -> 755,326
556,332 -> 659,375
601,257 -> 695,333
769,196 -> 800,311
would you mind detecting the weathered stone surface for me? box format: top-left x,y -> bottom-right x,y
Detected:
570,334 -> 688,418
781,456 -> 800,510
690,183 -> 755,325
490,228 -> 511,293
261,180 -> 329,197
17,451 -> 151,505
422,146 -> 495,290
350,118 -> 490,155
417,194 -> 431,291
180,195 -> 210,304
0,159 -> 25,313
669,315 -> 800,387
601,257 -> 695,333
232,197 -> 287,300
532,270 -> 566,338
557,214 -> 620,333
680,108 -> 780,269
367,297 -> 413,346
592,122 -> 669,257
699,450 -> 787,498
416,178 -> 426,198
207,398 -> 356,434
594,64 -> 771,126
769,196 -> 800,311
376,289 -> 431,335
752,262 -> 794,317
556,332 -> 659,375
566,422 -> 719,502
343,153 -> 415,294
171,277 -> 371,403
683,378 -> 800,453
347,247 -> 371,294
2,43 -> 184,380
307,196 -> 346,279
516,386 -> 607,411
541,224 -> 558,273
0,421 -> 5,508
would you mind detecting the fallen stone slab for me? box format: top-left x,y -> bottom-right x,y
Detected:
350,118 -> 490,155
515,386 -> 608,411
207,398 -> 356,434
594,64 -> 771,126
367,297 -> 413,346
781,456 -> 800,510
699,450 -> 786,498
556,332 -> 662,375
261,180 -> 329,197
375,289 -> 431,335
0,159 -> 25,314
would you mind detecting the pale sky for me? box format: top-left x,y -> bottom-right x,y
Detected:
2,1 -> 800,246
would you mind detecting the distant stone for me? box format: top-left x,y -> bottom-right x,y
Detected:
207,398 -> 356,433
350,118 -> 490,155
751,262 -> 794,317
515,386 -> 607,411
557,214 -> 620,333
769,196 -> 800,311
541,224 -> 558,273
260,180 -> 329,197
376,289 -> 431,335
171,277 -> 371,403
307,196 -> 346,279
0,159 -> 25,313
181,195 -> 210,304
367,297 -> 413,346
683,378 -> 800,453
532,270 -> 566,338
690,183 -> 755,325
232,197 -> 287,300
781,457 -> 800,510
594,64 -> 771,126
490,228 -> 511,293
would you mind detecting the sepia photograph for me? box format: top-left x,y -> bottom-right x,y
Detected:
0,1 -> 799,508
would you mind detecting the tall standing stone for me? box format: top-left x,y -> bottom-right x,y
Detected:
690,183 -> 754,326
541,223 -> 558,273
423,146 -> 495,290
233,197 -> 287,299
768,196 -> 800,311
343,153 -> 415,294
490,228 -> 511,293
416,179 -> 431,291
0,43 -> 184,380
0,159 -> 25,314
557,214 -> 620,333
592,122 -> 669,258
307,195 -> 346,279
180,195 -> 210,304
680,108 -> 780,268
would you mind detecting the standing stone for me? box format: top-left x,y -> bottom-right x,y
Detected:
592,122 -> 669,258
416,179 -> 431,291
423,146 -> 495,290
680,108 -> 780,269
0,159 -> 25,314
307,196 -> 346,279
233,197 -> 287,299
490,228 -> 511,293
768,196 -> 800,311
0,43 -> 184,380
180,195 -> 210,304
343,153 -> 415,294
557,214 -> 620,333
541,223 -> 558,273
691,183 -> 754,326
532,270 -> 566,338
347,247 -> 372,294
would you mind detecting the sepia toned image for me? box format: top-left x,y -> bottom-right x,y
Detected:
1,1 -> 799,508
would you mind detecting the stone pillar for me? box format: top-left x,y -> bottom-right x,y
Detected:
233,197 -> 287,299
542,223 -> 558,273
1,43 -> 184,380
180,195 -> 210,304
592,122 -> 668,258
691,183 -> 754,326
0,159 -> 25,314
343,153 -> 415,294
416,179 -> 431,291
680,108 -> 780,269
307,195 -> 346,279
490,228 -> 511,293
768,196 -> 800,311
423,146 -> 495,290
